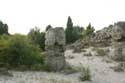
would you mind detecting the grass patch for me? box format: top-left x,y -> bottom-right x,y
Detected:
95,48 -> 106,56
62,63 -> 78,74
79,67 -> 91,81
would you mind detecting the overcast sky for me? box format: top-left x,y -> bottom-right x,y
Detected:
0,0 -> 125,34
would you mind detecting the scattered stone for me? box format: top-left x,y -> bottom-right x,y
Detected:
81,49 -> 86,52
66,55 -> 74,59
83,52 -> 92,56
112,62 -> 125,72
73,47 -> 82,53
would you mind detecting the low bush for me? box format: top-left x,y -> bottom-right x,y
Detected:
30,64 -> 44,71
95,48 -> 106,56
0,34 -> 45,70
79,67 -> 91,81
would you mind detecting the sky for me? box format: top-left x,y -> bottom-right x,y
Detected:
0,0 -> 125,34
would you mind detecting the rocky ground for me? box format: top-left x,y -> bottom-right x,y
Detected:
0,48 -> 125,83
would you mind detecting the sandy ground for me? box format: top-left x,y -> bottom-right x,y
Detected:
0,48 -> 125,83
65,48 -> 125,83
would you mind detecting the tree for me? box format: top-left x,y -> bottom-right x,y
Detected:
46,25 -> 52,31
28,27 -> 45,50
65,16 -> 74,44
0,34 -> 44,67
40,32 -> 45,50
0,21 -> 9,35
86,23 -> 95,35
72,26 -> 84,42
82,23 -> 95,38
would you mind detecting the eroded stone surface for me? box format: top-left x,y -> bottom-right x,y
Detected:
111,22 -> 125,61
72,21 -> 125,61
45,27 -> 66,71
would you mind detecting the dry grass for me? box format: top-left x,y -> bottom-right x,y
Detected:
79,67 -> 91,81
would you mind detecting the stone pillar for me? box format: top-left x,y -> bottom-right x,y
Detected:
111,42 -> 125,61
111,22 -> 125,61
45,27 -> 66,71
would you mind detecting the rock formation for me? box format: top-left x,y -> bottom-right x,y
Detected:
110,22 -> 125,61
45,27 -> 66,71
92,26 -> 112,47
72,21 -> 125,61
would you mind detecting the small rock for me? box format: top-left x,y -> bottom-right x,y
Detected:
0,68 -> 13,76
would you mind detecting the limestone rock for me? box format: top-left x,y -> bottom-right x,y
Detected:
109,22 -> 125,61
111,21 -> 125,41
92,26 -> 112,47
69,21 -> 125,61
111,42 -> 125,61
45,28 -> 55,46
45,27 -> 66,71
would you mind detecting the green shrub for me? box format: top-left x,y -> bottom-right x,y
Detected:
81,23 -> 95,39
41,64 -> 54,72
79,67 -> 91,81
30,64 -> 44,71
0,35 -> 11,66
96,48 -> 106,56
28,27 -> 45,51
0,34 -> 45,68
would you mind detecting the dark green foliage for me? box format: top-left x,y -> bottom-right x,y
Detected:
72,26 -> 84,42
40,32 -> 45,50
82,23 -> 95,38
95,48 -> 106,56
0,35 -> 10,66
0,34 -> 44,68
0,21 -> 9,35
28,27 -> 45,51
86,23 -> 95,35
46,25 -> 52,31
65,16 -> 74,44
65,16 -> 84,44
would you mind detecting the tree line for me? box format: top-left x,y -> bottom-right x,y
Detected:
0,17 -> 95,70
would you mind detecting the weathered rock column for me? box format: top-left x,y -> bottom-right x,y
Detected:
45,27 -> 66,71
111,42 -> 125,61
111,22 -> 125,61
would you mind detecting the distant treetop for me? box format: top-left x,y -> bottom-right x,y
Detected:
0,21 -> 9,35
46,24 -> 52,31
